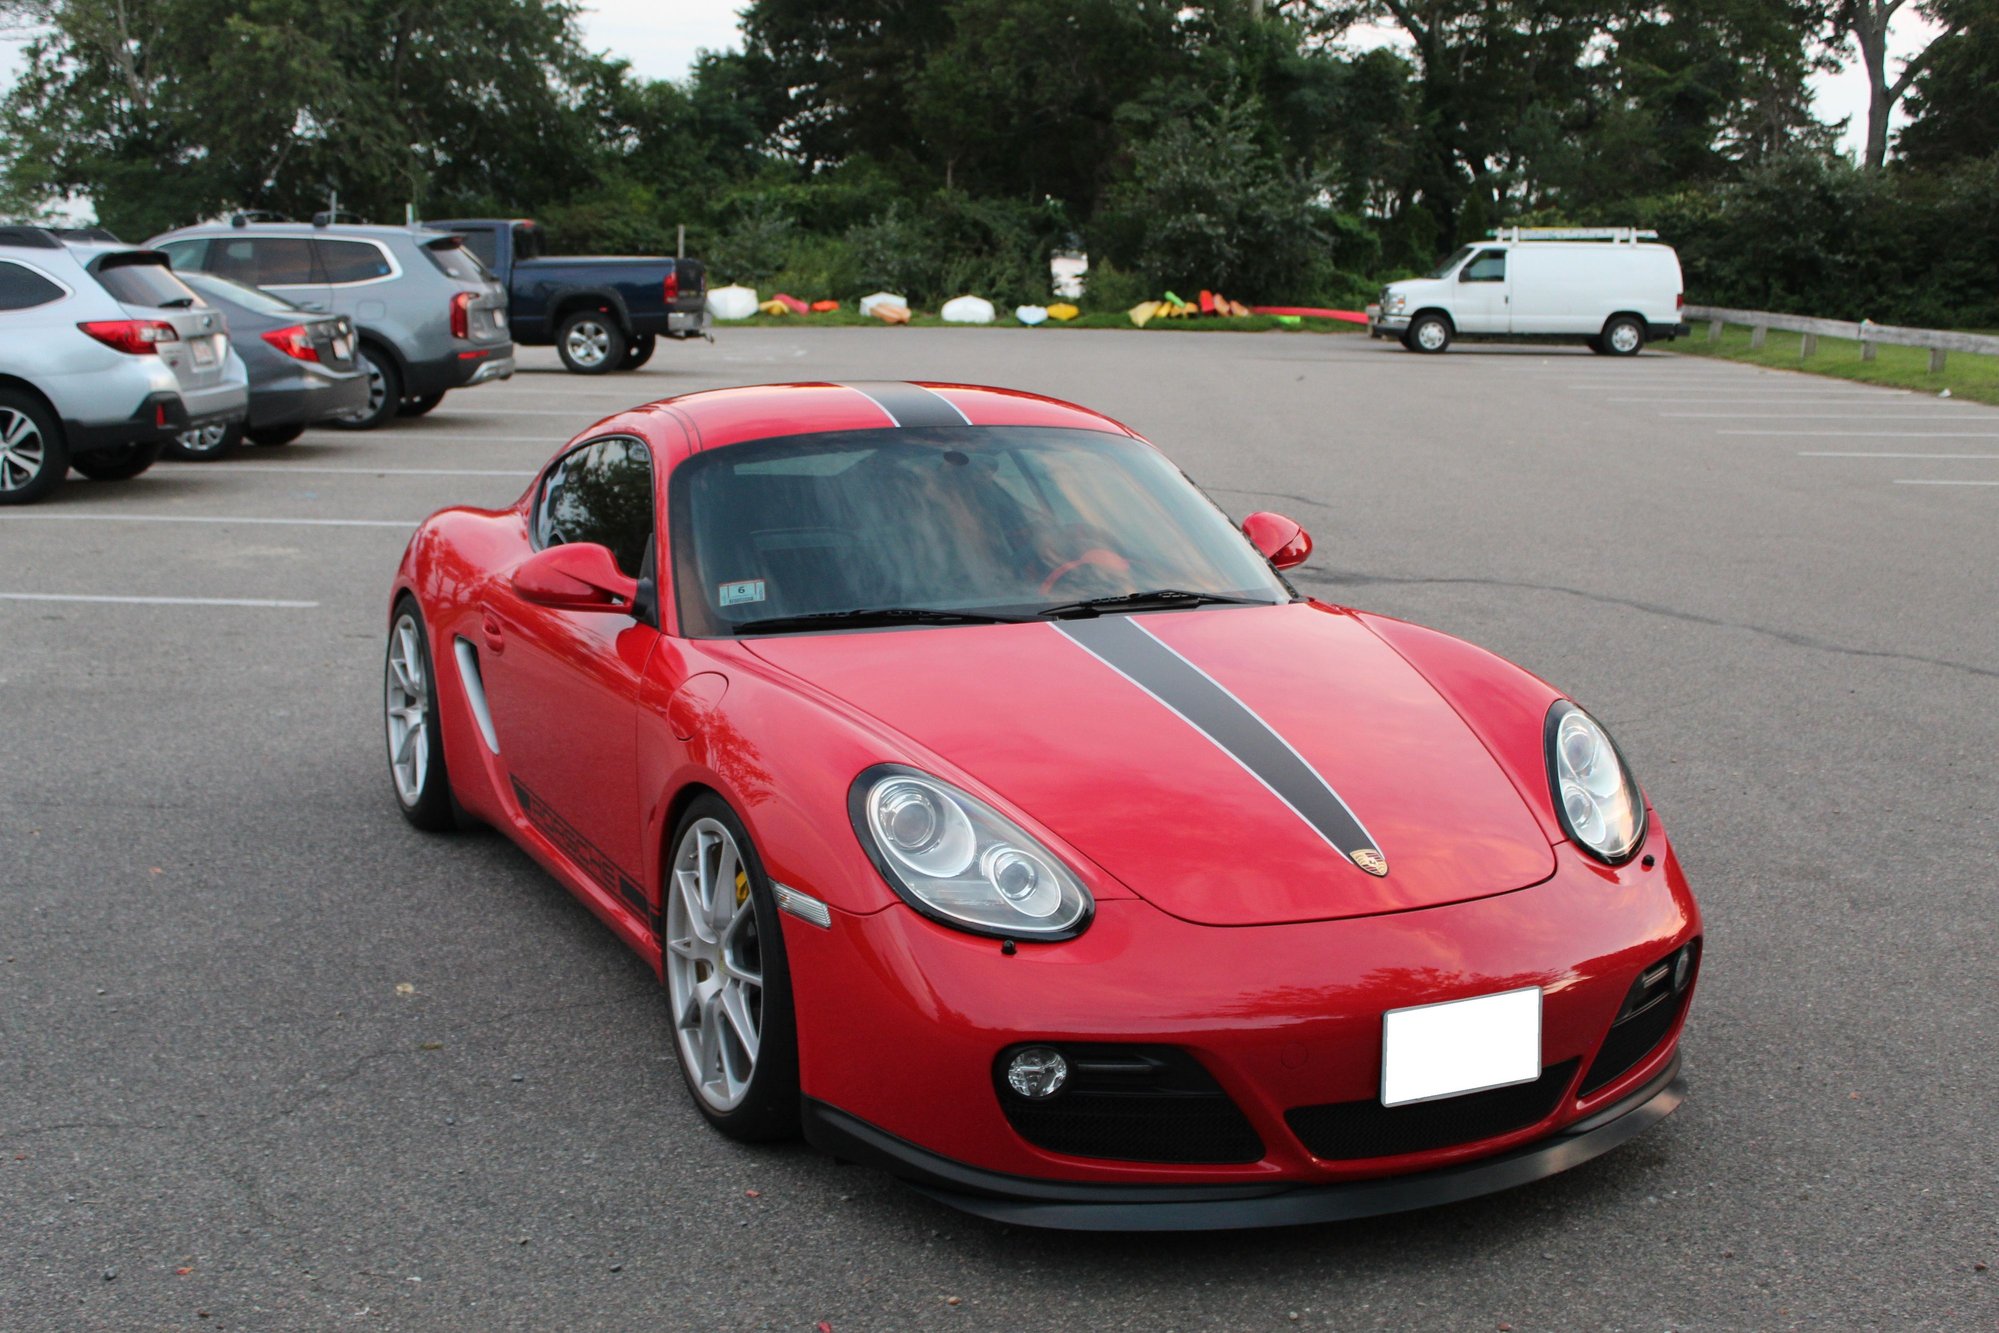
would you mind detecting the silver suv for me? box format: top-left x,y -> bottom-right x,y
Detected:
148,220 -> 513,430
0,225 -> 250,505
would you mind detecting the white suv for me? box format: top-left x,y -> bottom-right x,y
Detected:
0,225 -> 249,503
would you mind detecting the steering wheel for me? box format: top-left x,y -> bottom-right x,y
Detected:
1039,547 -> 1131,596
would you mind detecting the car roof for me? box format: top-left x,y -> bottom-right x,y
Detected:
586,382 -> 1144,474
160,222 -> 432,243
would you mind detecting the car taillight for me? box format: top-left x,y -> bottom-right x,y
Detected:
451,291 -> 473,340
260,324 -> 322,362
1677,292 -> 1684,310
663,270 -> 678,303
78,320 -> 179,354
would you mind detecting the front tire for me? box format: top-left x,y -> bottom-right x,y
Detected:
331,345 -> 402,430
70,441 -> 161,481
1602,315 -> 1646,357
663,795 -> 800,1142
557,310 -> 627,375
164,420 -> 243,462
384,597 -> 456,831
1408,313 -> 1452,353
0,391 -> 68,505
617,333 -> 657,371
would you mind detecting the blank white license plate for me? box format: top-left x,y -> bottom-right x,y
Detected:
1381,986 -> 1541,1108
191,338 -> 217,367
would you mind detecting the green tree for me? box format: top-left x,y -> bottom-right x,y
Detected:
1895,0 -> 1999,167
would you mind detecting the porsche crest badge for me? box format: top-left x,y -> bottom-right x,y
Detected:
1351,848 -> 1389,877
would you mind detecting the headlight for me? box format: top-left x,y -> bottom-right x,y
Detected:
1545,701 -> 1646,863
850,765 -> 1093,939
1382,292 -> 1407,313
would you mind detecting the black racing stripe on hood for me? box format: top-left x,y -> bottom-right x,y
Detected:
842,382 -> 972,429
1053,615 -> 1385,871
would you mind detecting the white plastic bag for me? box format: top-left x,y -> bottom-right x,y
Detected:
858,291 -> 909,317
1014,305 -> 1048,326
707,285 -> 759,321
940,295 -> 996,324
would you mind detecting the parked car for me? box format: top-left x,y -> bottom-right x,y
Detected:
162,270 -> 370,459
147,219 -> 513,429
0,225 -> 248,504
426,218 -> 708,375
1370,228 -> 1688,355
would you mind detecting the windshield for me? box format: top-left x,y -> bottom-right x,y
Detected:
179,270 -> 303,316
1425,245 -> 1475,280
670,427 -> 1291,636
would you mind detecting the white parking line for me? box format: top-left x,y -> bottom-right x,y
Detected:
1665,413 -> 1981,420
1721,430 -> 1999,438
0,592 -> 318,608
187,465 -> 536,477
1801,451 -> 1999,459
0,513 -> 415,528
429,409 -> 630,417
1893,478 -> 1999,487
307,433 -> 556,444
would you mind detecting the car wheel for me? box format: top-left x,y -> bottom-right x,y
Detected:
247,424 -> 305,446
663,795 -> 800,1142
1602,316 -> 1646,357
384,597 -> 457,831
557,311 -> 627,375
330,346 -> 402,430
0,391 -> 68,505
398,393 -> 445,418
69,441 -> 162,481
164,420 -> 243,462
1409,313 -> 1451,353
617,333 -> 657,371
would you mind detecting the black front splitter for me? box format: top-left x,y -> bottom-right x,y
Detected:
802,1054 -> 1684,1232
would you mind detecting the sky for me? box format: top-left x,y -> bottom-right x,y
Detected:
0,0 -> 1946,166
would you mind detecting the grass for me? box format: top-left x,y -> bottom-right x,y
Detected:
1669,322 -> 1999,406
713,309 -> 1365,335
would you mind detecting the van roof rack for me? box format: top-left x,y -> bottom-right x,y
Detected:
1488,227 -> 1659,243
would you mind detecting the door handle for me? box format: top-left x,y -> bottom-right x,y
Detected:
482,609 -> 505,654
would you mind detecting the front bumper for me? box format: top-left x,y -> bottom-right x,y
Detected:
806,1054 -> 1685,1230
1368,305 -> 1409,337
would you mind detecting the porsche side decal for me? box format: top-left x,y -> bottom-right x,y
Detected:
1054,617 -> 1388,876
510,777 -> 660,928
842,381 -> 972,429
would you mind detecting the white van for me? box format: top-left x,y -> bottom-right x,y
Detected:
1368,229 -> 1687,355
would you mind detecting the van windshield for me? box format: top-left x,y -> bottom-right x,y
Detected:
1425,246 -> 1475,280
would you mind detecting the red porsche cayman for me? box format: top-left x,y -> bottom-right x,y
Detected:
384,381 -> 1700,1230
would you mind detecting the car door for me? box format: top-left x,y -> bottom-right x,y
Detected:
1453,247 -> 1511,334
211,235 -> 333,313
479,436 -> 663,905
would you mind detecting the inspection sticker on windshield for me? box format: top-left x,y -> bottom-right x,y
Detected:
719,579 -> 766,607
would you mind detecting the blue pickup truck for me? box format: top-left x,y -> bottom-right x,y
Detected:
426,218 -> 709,375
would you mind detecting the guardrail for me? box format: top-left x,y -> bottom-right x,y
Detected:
1685,304 -> 1999,373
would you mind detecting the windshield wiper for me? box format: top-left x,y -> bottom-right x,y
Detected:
733,607 -> 1032,635
1037,589 -> 1276,619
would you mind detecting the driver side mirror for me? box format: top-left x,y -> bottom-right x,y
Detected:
1242,511 -> 1313,570
512,542 -> 640,612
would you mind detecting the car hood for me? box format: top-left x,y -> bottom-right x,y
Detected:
744,602 -> 1556,926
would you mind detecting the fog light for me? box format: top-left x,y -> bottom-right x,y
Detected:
1005,1046 -> 1069,1099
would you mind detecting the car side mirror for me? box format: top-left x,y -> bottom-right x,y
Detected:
1242,511 -> 1313,570
512,542 -> 640,613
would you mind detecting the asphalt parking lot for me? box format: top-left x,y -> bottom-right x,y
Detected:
4,329 -> 1994,1331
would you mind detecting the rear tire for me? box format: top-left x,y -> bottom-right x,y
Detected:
0,390 -> 68,505
1408,313 -> 1452,353
248,424 -> 305,446
556,310 -> 627,375
70,441 -> 162,481
617,333 -> 657,371
330,345 -> 402,430
398,392 -> 445,418
1602,315 -> 1646,357
384,597 -> 457,832
164,420 -> 243,461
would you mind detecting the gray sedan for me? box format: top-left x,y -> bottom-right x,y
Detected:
166,271 -> 369,459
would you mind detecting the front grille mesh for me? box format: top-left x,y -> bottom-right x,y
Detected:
996,1045 -> 1264,1165
1286,1059 -> 1580,1162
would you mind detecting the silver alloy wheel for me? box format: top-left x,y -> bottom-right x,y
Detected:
0,407 -> 47,492
1415,319 -> 1449,351
177,423 -> 230,455
665,817 -> 765,1112
384,612 -> 430,806
1608,321 -> 1642,353
339,354 -> 389,423
564,319 -> 612,369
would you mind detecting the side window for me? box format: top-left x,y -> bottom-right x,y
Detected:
534,438 -> 655,578
212,237 -> 320,286
317,240 -> 393,285
455,229 -> 499,270
155,239 -> 208,272
1461,249 -> 1506,283
0,261 -> 66,311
